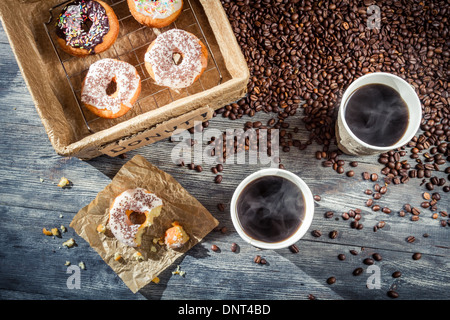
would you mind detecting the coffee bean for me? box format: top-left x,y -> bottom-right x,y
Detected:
382,207 -> 391,214
377,221 -> 386,229
392,271 -> 402,278
195,165 -> 203,172
350,161 -> 358,167
289,244 -> 299,253
350,250 -> 358,256
211,244 -> 219,252
231,243 -> 238,252
329,230 -> 338,239
311,230 -> 322,237
308,294 -> 316,300
363,258 -> 374,265
372,253 -> 382,261
353,267 -> 363,276
387,290 -> 399,299
325,211 -> 334,218
216,164 -> 223,172
363,172 -> 370,180
254,255 -> 261,264
326,277 -> 336,285
412,252 -> 422,260
214,175 -> 223,183
314,195 -> 321,201
217,203 -> 225,212
338,254 -> 346,261
350,220 -> 359,229
323,160 -> 333,168
347,170 -> 355,177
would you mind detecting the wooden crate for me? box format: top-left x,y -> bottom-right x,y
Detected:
0,0 -> 249,159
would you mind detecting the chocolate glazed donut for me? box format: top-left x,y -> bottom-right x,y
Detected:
55,0 -> 119,57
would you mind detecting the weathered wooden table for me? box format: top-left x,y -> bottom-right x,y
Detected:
0,21 -> 448,302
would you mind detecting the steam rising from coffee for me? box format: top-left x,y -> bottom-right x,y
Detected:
344,83 -> 409,147
236,176 -> 305,243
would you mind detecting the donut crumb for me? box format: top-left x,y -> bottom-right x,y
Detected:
97,224 -> 106,233
63,238 -> 76,248
133,252 -> 144,261
57,177 -> 70,188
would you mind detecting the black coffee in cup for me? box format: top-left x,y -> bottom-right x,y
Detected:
236,175 -> 305,243
344,83 -> 409,147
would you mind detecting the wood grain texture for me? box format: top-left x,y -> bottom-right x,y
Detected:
0,21 -> 448,301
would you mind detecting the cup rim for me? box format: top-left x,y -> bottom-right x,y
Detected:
230,168 -> 314,250
339,72 -> 422,151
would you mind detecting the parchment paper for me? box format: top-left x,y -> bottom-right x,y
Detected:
70,154 -> 219,293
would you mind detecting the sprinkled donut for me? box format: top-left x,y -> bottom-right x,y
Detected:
56,0 -> 119,57
81,58 -> 141,119
145,29 -> 208,89
127,0 -> 183,28
109,188 -> 163,247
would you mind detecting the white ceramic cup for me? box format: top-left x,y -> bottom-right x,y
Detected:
230,168 -> 314,250
336,72 -> 422,155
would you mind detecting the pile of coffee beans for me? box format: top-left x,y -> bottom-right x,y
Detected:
217,0 -> 449,190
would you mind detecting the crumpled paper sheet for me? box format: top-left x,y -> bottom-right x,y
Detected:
70,154 -> 219,293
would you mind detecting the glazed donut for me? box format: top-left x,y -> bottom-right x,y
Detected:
164,221 -> 190,249
81,58 -> 141,119
55,0 -> 119,57
109,188 -> 163,247
144,29 -> 208,89
127,0 -> 183,28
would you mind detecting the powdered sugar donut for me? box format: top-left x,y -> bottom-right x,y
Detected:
108,188 -> 163,247
144,29 -> 208,89
81,58 -> 141,119
127,0 -> 183,28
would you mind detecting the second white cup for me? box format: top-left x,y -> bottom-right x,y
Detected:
230,168 -> 314,250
